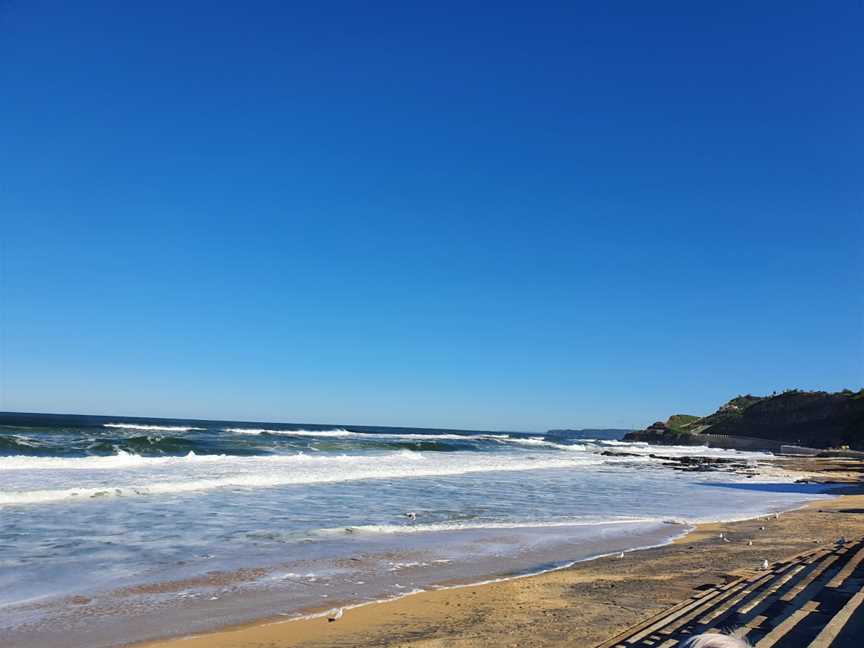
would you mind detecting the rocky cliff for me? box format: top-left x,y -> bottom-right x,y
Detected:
624,389 -> 864,449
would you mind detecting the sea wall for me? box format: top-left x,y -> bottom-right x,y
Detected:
696,433 -> 820,456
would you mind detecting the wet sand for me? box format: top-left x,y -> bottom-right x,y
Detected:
135,458 -> 864,648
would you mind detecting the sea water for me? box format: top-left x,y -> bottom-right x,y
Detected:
0,414 -> 833,647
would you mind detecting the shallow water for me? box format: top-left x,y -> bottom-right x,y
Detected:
0,414 -> 834,647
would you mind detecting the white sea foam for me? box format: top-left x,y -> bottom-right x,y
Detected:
224,427 -> 509,441
225,427 -> 355,437
6,435 -> 42,447
0,449 -> 221,470
103,423 -> 205,432
598,439 -> 647,446
501,437 -> 589,451
340,516 -> 661,535
0,451 -> 603,505
604,443 -> 768,460
378,433 -> 510,440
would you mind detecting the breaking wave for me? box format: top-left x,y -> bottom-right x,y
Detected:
0,451 -> 602,505
223,427 -> 510,441
225,427 -> 355,437
103,423 -> 206,432
334,516 -> 664,535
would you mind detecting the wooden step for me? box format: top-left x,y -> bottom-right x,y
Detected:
778,553 -> 842,603
670,572 -> 777,631
732,550 -> 836,637
754,600 -> 821,648
826,541 -> 864,590
696,561 -> 804,625
737,562 -> 810,616
592,540 -> 864,648
593,586 -> 724,648
807,590 -> 864,648
635,572 -> 785,644
748,547 -> 853,646
597,577 -> 746,648
629,576 -> 765,642
620,588 -> 729,644
673,552 -> 826,635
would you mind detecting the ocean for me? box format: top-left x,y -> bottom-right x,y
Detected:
0,413 -> 833,647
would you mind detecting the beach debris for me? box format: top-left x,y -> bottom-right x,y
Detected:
836,536 -> 847,545
760,559 -> 769,570
405,511 -> 417,521
327,607 -> 344,622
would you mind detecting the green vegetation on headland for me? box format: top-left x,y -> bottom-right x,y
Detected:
665,414 -> 700,432
624,389 -> 864,450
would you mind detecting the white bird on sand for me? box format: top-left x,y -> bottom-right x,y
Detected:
617,552 -> 625,559
327,607 -> 344,622
761,559 -> 769,570
719,533 -> 730,543
747,540 -> 753,546
774,512 -> 780,519
405,512 -> 417,521
759,526 -> 766,531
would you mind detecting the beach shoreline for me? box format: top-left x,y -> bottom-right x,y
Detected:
130,457 -> 864,648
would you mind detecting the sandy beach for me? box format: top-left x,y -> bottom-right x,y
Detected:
133,458 -> 864,648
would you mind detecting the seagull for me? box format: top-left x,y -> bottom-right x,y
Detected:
719,533 -> 730,543
327,607 -> 344,622
759,526 -> 766,531
617,552 -> 625,559
774,512 -> 780,519
747,540 -> 753,546
405,512 -> 417,521
761,559 -> 769,570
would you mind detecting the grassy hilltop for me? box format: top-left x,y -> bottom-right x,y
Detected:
625,389 -> 864,450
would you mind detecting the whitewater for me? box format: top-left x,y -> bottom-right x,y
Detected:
0,413 -> 834,648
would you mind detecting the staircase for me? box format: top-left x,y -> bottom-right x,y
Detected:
595,538 -> 864,648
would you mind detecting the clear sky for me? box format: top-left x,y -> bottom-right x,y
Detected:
1,2 -> 861,431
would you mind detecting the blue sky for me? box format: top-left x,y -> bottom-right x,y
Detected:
1,2 -> 861,430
